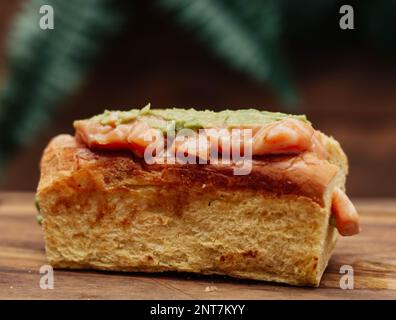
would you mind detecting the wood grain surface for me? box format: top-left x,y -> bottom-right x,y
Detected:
0,192 -> 395,300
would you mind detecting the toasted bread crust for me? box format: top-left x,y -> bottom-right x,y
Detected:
38,135 -> 344,206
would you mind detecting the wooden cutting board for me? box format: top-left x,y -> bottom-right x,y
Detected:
0,192 -> 395,300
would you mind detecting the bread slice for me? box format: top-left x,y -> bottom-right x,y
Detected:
36,133 -> 348,286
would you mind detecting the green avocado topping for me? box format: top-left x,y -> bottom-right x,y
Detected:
92,104 -> 309,133
35,198 -> 43,225
36,214 -> 43,225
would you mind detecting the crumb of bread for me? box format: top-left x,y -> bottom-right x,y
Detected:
205,286 -> 218,292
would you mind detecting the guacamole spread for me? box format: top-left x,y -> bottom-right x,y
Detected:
92,104 -> 308,133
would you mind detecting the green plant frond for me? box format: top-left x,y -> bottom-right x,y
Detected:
155,0 -> 297,108
0,0 -> 127,167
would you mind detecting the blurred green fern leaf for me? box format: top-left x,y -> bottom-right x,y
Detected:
155,0 -> 297,106
0,0 -> 126,168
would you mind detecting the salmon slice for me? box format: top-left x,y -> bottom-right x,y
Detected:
332,187 -> 360,236
203,128 -> 251,160
74,120 -> 162,157
74,117 -> 317,158
127,122 -> 163,157
173,133 -> 211,162
251,118 -> 314,155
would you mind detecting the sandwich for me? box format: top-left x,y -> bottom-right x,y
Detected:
36,105 -> 359,286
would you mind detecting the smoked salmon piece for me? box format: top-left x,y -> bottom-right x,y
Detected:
332,187 -> 360,236
74,117 -> 318,158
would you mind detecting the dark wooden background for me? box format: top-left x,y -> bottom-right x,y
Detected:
0,1 -> 395,197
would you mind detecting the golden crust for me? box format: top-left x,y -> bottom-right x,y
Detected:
36,134 -> 347,286
38,135 -> 343,206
